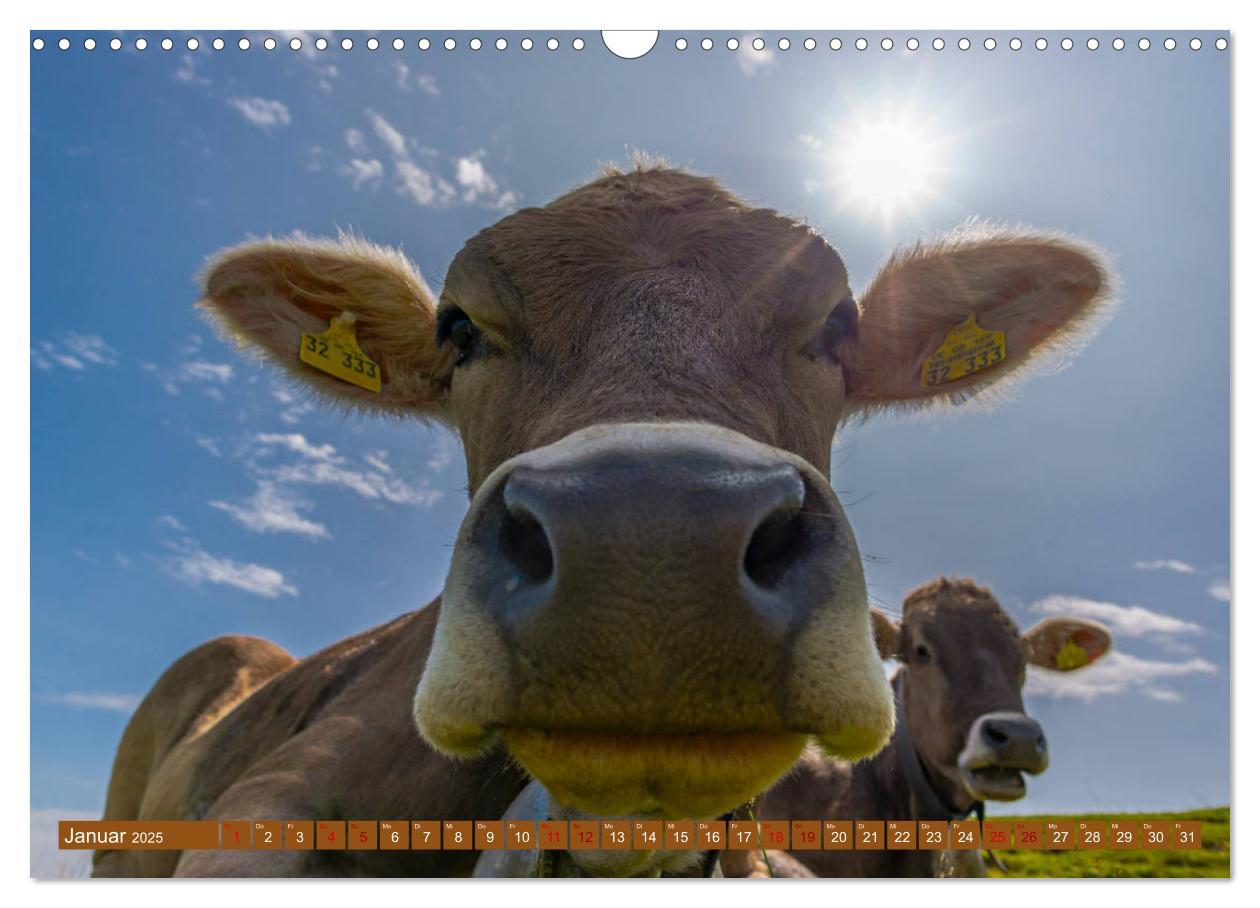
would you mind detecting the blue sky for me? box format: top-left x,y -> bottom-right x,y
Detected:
30,31 -> 1229,833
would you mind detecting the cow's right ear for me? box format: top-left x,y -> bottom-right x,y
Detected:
198,235 -> 452,416
871,610 -> 901,660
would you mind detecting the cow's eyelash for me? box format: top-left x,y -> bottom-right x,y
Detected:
436,307 -> 483,365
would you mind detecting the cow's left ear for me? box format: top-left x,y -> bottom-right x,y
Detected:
842,227 -> 1113,409
1021,618 -> 1112,672
870,609 -> 901,661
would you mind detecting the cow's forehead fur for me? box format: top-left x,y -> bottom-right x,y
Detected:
901,577 -> 1023,649
464,164 -> 851,327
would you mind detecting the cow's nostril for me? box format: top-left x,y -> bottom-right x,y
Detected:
983,723 -> 1009,748
744,504 -> 810,589
499,505 -> 554,584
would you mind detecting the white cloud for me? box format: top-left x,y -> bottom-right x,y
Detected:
366,108 -> 408,157
1208,580 -> 1230,602
32,333 -> 118,372
455,151 -> 520,210
174,53 -> 209,86
195,435 -> 222,458
345,127 -> 367,155
1030,595 -> 1202,638
145,359 -> 234,397
271,385 -> 316,424
341,158 -> 384,191
251,432 -> 442,508
1135,559 -> 1197,574
427,436 -> 457,473
210,481 -> 330,541
227,96 -> 292,131
799,133 -> 824,150
396,159 -> 456,207
415,73 -> 440,97
43,691 -> 141,713
115,552 -> 133,569
736,37 -> 776,77
1025,650 -> 1216,703
168,544 -> 298,599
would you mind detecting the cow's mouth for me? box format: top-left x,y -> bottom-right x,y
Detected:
502,728 -> 809,817
960,765 -> 1028,801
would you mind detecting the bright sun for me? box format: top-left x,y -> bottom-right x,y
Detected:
832,109 -> 948,225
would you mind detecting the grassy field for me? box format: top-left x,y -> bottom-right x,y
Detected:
987,808 -> 1229,878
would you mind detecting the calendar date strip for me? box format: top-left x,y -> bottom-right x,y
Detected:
59,818 -> 1203,852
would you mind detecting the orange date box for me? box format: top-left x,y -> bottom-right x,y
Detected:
759,820 -> 789,850
665,820 -> 695,850
347,820 -> 377,850
918,821 -> 948,850
474,820 -> 503,850
600,820 -> 631,850
823,820 -> 854,850
506,820 -> 537,850
283,821 -> 313,850
1141,821 -> 1170,850
220,820 -> 249,850
1172,820 -> 1203,850
950,819 -> 980,850
727,820 -> 758,850
792,820 -> 822,850
1110,821 -> 1139,850
887,820 -> 916,850
855,820 -> 884,850
1046,821 -> 1074,850
316,820 -> 345,850
696,820 -> 727,849
634,819 -> 663,850
252,820 -> 282,850
378,821 -> 408,850
539,820 -> 568,850
443,820 -> 472,850
1077,820 -> 1105,850
569,820 -> 599,850
411,820 -> 441,850
1014,820 -> 1044,850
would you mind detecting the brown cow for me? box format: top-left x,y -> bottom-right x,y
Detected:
733,578 -> 1112,877
94,164 -> 1111,876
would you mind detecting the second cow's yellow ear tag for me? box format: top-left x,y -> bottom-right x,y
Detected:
1055,638 -> 1090,671
299,312 -> 382,393
919,313 -> 1006,388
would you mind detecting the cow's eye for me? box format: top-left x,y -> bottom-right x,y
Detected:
913,643 -> 932,663
436,307 -> 481,365
813,296 -> 859,362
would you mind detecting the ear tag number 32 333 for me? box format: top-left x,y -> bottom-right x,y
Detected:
299,312 -> 381,393
920,314 -> 1006,388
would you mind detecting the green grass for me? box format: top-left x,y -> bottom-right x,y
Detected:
986,808 -> 1229,878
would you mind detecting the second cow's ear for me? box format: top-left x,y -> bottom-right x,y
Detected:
871,609 -> 901,661
843,227 -> 1112,410
1022,618 -> 1112,672
198,235 -> 452,417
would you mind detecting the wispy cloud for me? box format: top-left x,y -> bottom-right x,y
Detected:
1030,595 -> 1202,639
227,96 -> 292,131
211,481 -> 330,541
32,333 -> 118,372
251,432 -> 442,508
43,691 -> 141,713
142,348 -> 234,397
736,36 -> 776,77
337,110 -> 517,211
394,62 -> 441,97
1207,580 -> 1230,603
174,53 -> 209,86
1025,650 -> 1216,703
157,517 -> 298,599
271,385 -> 316,425
1135,559 -> 1197,574
798,133 -> 824,150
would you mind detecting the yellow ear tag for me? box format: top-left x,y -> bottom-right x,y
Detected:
919,313 -> 1006,388
1055,638 -> 1089,671
299,312 -> 381,393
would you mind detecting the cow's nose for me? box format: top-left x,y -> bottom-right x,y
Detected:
472,446 -> 841,638
977,713 -> 1048,771
486,453 -> 821,624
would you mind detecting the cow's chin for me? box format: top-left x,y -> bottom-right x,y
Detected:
502,728 -> 809,817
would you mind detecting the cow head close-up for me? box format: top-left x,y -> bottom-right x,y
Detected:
198,164 -> 1111,820
873,578 -> 1113,809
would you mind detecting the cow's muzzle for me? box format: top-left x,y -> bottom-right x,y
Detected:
957,711 -> 1049,801
414,422 -> 893,816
